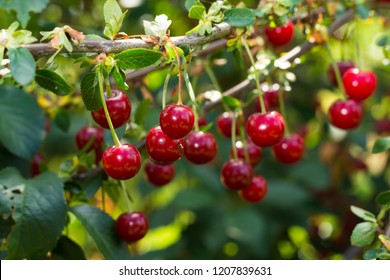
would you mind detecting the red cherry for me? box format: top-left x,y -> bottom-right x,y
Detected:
238,175 -> 268,203
375,118 -> 390,135
102,144 -> 141,180
220,159 -> 253,190
246,111 -> 285,147
160,103 -> 194,139
75,126 -> 105,162
91,90 -> 131,129
32,154 -> 46,177
146,126 -> 184,164
265,21 -> 294,47
198,116 -> 208,128
254,95 -> 271,112
230,141 -> 262,167
262,83 -> 280,107
327,61 -> 355,87
272,133 -> 305,164
342,68 -> 377,101
328,99 -> 363,130
184,131 -> 217,164
216,112 -> 240,138
115,212 -> 148,243
144,160 -> 175,186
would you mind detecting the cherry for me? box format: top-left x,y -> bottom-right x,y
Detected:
328,99 -> 363,130
144,160 -> 175,186
102,144 -> 141,180
262,83 -> 280,107
238,175 -> 268,203
375,118 -> 390,135
216,112 -> 240,138
246,111 -> 285,147
115,212 -> 148,243
198,116 -> 208,128
75,126 -> 105,162
220,159 -> 253,190
230,141 -> 262,167
184,131 -> 217,164
327,60 -> 355,87
342,68 -> 377,101
91,90 -> 131,129
32,154 -> 46,177
264,21 -> 294,47
146,126 -> 184,164
272,133 -> 305,164
160,103 -> 194,139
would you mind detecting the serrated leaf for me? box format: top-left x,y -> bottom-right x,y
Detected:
372,137 -> 390,154
189,5 -> 206,20
0,0 -> 49,27
112,65 -> 129,90
35,69 -> 74,96
0,168 -> 26,219
376,191 -> 390,205
103,0 -> 127,39
223,8 -> 255,27
134,98 -> 150,125
8,47 -> 36,86
350,206 -> 377,223
115,48 -> 162,70
0,87 -> 45,159
7,171 -> 67,259
70,204 -> 131,260
350,222 -> 377,247
222,96 -> 241,110
80,71 -> 102,111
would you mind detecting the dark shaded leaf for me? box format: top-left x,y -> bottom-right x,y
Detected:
115,49 -> 162,70
51,235 -> 86,260
80,71 -> 102,111
376,191 -> 390,206
54,109 -> 71,133
35,69 -> 73,96
372,137 -> 390,154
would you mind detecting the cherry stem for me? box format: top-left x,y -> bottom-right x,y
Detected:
166,37 -> 183,105
97,66 -> 121,147
231,110 -> 238,160
278,89 -> 290,136
324,41 -> 347,99
162,64 -> 174,108
120,180 -> 133,212
241,37 -> 266,114
183,67 -> 200,131
238,109 -> 250,163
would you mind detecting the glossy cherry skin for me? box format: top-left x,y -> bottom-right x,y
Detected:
328,61 -> 355,87
75,126 -> 105,162
262,83 -> 280,107
116,212 -> 148,243
272,133 -> 305,164
230,141 -> 262,167
342,68 -> 377,101
144,160 -> 175,186
91,90 -> 131,129
220,159 -> 253,190
246,111 -> 285,147
102,144 -> 141,180
328,99 -> 363,130
32,154 -> 46,177
217,112 -> 240,138
265,21 -> 294,47
184,131 -> 217,164
238,175 -> 268,203
146,126 -> 184,164
160,103 -> 194,139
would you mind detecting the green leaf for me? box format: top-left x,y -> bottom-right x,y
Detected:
0,0 -> 49,27
364,248 -> 387,260
80,71 -> 102,111
51,235 -> 86,260
7,171 -> 67,259
350,205 -> 377,223
350,222 -> 377,247
222,96 -> 241,110
185,0 -> 201,11
0,168 -> 26,219
223,8 -> 255,27
372,137 -> 390,154
274,4 -> 288,17
377,35 -> 389,47
103,0 -> 127,39
376,191 -> 390,206
54,109 -> 71,133
356,3 -> 369,19
189,5 -> 206,20
134,98 -> 151,125
8,47 -> 36,86
70,204 -> 131,260
112,65 -> 129,90
0,86 -> 45,159
254,4 -> 273,18
115,48 -> 162,70
35,69 -> 74,96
